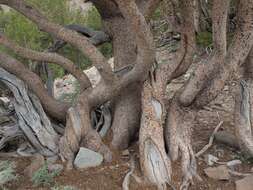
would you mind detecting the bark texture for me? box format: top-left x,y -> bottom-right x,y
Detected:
0,68 -> 59,156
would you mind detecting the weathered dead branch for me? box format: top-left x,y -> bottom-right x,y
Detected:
0,68 -> 59,156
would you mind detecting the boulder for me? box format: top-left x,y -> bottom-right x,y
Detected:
74,147 -> 103,169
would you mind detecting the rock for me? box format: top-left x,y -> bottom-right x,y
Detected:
122,149 -> 130,157
223,85 -> 229,91
226,160 -> 242,168
53,66 -> 102,101
24,154 -> 45,178
235,175 -> 253,190
48,164 -> 63,174
204,165 -> 230,180
74,147 -> 103,169
204,154 -> 219,166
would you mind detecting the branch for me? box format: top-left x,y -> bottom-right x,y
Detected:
152,0 -> 195,97
1,0 -> 114,82
0,33 -> 91,91
60,0 -> 155,164
49,24 -> 110,52
212,0 -> 230,54
0,52 -> 69,121
194,0 -> 253,107
179,0 -> 230,106
140,0 -> 161,20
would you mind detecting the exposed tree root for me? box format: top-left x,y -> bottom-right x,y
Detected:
234,80 -> 253,157
111,85 -> 141,150
139,82 -> 171,190
195,121 -> 223,157
59,103 -> 112,169
165,100 -> 201,190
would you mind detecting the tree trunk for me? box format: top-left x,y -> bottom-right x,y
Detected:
139,80 -> 171,190
103,17 -> 141,150
234,48 -> 253,157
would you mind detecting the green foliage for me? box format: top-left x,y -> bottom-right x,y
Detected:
0,161 -> 17,187
196,32 -> 213,48
32,163 -> 60,187
0,0 -> 112,79
84,7 -> 102,30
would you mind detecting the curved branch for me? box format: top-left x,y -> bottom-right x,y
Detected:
179,0 -> 230,106
0,33 -> 91,91
194,0 -> 253,107
0,52 -> 69,121
153,0 -> 195,99
1,0 -> 114,82
60,0 -> 155,165
49,24 -> 110,52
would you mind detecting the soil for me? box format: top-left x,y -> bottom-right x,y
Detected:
2,53 -> 253,190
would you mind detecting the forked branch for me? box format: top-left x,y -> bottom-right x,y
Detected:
0,0 -> 114,82
0,33 -> 92,91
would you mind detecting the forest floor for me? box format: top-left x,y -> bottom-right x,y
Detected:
3,51 -> 253,190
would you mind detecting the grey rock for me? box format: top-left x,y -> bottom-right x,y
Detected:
122,149 -> 130,157
74,147 -> 103,169
204,154 -> 219,166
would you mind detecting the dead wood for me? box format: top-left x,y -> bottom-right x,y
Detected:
0,68 -> 59,156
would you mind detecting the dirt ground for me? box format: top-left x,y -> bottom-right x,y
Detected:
2,53 -> 253,190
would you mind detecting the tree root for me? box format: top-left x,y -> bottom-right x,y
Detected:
59,104 -> 112,169
111,85 -> 141,150
234,80 -> 253,157
139,82 -> 172,190
195,121 -> 223,157
165,100 -> 201,190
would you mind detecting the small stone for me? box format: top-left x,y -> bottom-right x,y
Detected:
74,147 -> 103,169
122,149 -> 130,156
24,154 -> 45,178
48,164 -> 63,174
235,175 -> 253,190
204,165 -> 230,180
224,86 -> 229,91
205,154 -> 219,166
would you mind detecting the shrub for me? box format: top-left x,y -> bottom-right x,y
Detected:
32,163 -> 60,187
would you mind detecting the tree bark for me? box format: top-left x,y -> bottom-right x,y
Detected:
0,52 -> 70,121
103,16 -> 141,150
0,68 -> 59,157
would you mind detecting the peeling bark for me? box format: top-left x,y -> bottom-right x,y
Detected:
139,81 -> 171,189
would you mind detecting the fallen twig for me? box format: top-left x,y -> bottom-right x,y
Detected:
195,121 -> 224,157
122,155 -> 136,190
